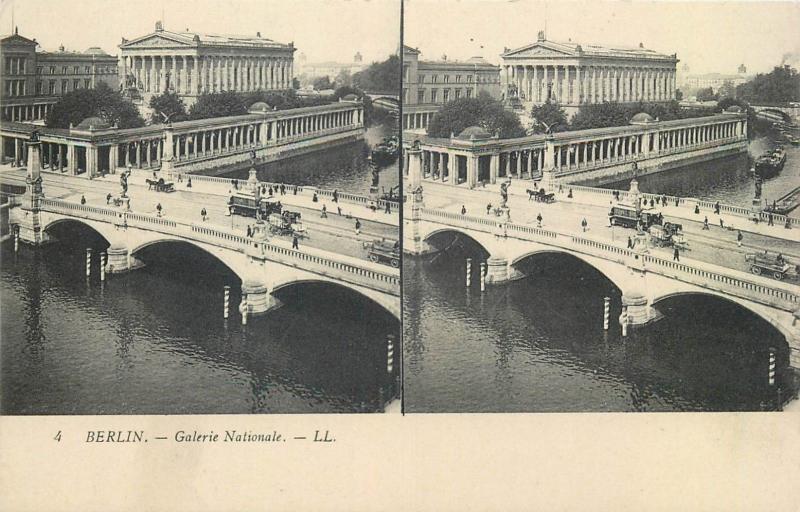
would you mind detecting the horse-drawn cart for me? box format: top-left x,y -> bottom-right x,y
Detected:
745,252 -> 794,280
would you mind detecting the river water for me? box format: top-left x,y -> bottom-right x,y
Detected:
404,134 -> 798,413
0,125 -> 400,415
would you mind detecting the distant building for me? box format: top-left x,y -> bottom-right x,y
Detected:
402,45 -> 501,130
298,52 -> 366,82
685,65 -> 750,94
1,28 -> 118,123
118,21 -> 295,107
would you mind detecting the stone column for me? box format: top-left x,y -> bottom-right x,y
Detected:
192,55 -> 199,94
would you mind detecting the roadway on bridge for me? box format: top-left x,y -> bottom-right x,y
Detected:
0,166 -> 399,262
419,180 -> 800,286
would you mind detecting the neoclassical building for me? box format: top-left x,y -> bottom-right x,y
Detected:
402,45 -> 501,130
119,21 -> 296,106
501,32 -> 678,116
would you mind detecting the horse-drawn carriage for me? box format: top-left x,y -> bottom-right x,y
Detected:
649,221 -> 688,250
745,252 -> 795,280
146,177 -> 175,193
526,188 -> 556,203
268,210 -> 306,237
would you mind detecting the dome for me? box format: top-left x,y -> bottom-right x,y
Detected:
629,112 -> 655,124
725,105 -> 743,113
341,93 -> 359,101
75,116 -> 111,130
84,47 -> 107,55
249,101 -> 272,112
456,125 -> 491,140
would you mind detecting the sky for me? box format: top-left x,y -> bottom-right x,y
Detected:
405,0 -> 800,75
0,0 -> 400,64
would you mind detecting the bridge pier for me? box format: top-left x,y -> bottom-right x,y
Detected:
242,279 -> 283,316
105,244 -> 145,273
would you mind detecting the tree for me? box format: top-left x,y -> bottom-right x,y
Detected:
530,100 -> 568,133
717,80 -> 736,101
46,82 -> 144,129
735,65 -> 799,104
148,92 -> 187,124
188,91 -> 247,120
427,93 -> 525,139
352,55 -> 400,93
675,88 -> 684,100
313,76 -> 333,91
292,77 -> 301,90
695,87 -> 718,102
335,68 -> 353,88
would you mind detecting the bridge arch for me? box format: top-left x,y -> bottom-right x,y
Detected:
760,108 -> 792,122
509,248 -> 631,293
651,290 -> 793,342
42,217 -> 116,247
128,237 -> 252,283
422,227 -> 492,258
271,278 -> 400,321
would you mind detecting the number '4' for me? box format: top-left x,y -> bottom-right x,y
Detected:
54,431 -> 62,442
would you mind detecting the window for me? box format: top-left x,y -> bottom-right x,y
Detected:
73,79 -> 80,90
418,74 -> 424,84
417,89 -> 425,103
455,89 -> 461,99
85,66 -> 91,74
466,89 -> 473,98
431,88 -> 438,102
49,80 -> 56,94
403,88 -> 408,103
431,75 -> 438,83
61,79 -> 68,92
50,66 -> 56,74
74,65 -> 79,74
84,79 -> 91,88
443,75 -> 449,83
443,88 -> 450,101
36,80 -> 43,95
62,66 -> 68,74
467,75 -> 473,83
456,75 -> 462,83
37,66 -> 43,74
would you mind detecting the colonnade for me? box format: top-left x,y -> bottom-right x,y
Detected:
404,115 -> 747,188
3,103 -> 53,123
121,54 -> 293,95
403,111 -> 436,130
505,64 -> 676,105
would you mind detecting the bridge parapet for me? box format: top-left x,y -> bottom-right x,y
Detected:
417,207 -> 799,312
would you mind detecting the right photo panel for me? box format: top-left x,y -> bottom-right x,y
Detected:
402,0 -> 800,413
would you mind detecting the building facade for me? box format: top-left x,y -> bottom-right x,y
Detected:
119,21 -> 296,107
501,32 -> 678,116
684,67 -> 750,95
1,29 -> 118,123
297,52 -> 365,83
402,45 -> 501,130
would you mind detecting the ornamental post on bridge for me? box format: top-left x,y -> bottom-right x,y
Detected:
540,135 -> 557,193
160,125 -> 176,181
405,140 -> 426,254
17,131 -> 48,245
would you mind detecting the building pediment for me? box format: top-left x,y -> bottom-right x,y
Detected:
120,34 -> 194,50
503,43 -> 575,59
1,34 -> 38,47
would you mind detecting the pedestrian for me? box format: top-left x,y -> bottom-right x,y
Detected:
650,199 -> 654,208
293,186 -> 297,195
581,218 -> 588,232
268,186 -> 273,196
384,201 -> 391,214
714,201 -> 720,215
321,204 -> 327,218
201,207 -> 207,221
246,225 -> 252,237
786,218 -> 792,229
461,205 -> 466,215
354,219 -> 361,235
80,194 -> 86,205
558,184 -> 563,193
703,216 -> 709,230
655,196 -> 660,205
337,206 -> 342,216
486,203 -> 492,215
106,193 -> 112,205
281,184 -> 286,195
719,218 -> 724,229
673,246 -> 680,261
186,177 -> 192,188
536,213 -> 543,228
674,198 -> 679,207
768,213 -> 774,226
333,190 -> 338,203
177,173 -> 183,183
736,230 -> 743,247
312,192 -> 318,202
662,195 -> 667,206
694,204 -> 700,214
156,202 -> 162,217
568,188 -> 573,199
627,236 -> 633,249
292,235 -> 299,249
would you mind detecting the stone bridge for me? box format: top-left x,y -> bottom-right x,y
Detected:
11,196 -> 400,321
404,199 -> 800,373
750,104 -> 800,124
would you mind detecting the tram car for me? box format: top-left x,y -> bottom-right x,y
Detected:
228,192 -> 282,218
608,203 -> 663,229
364,239 -> 400,268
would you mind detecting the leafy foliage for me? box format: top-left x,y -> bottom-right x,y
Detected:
148,92 -> 187,124
696,87 -> 718,102
530,100 -> 568,133
313,76 -> 334,91
188,90 -> 332,120
568,101 -> 712,131
735,65 -> 799,104
352,55 -> 400,93
427,93 -> 525,139
46,82 -> 144,129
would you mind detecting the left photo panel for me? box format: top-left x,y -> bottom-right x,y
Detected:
0,0 -> 402,414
